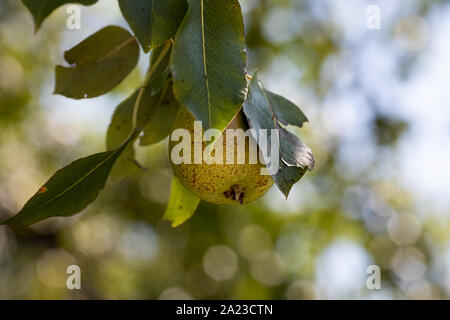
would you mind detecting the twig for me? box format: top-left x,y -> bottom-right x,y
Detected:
131,39 -> 173,131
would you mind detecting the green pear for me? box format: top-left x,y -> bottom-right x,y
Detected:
169,107 -> 274,205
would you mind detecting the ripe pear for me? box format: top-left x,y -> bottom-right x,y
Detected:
169,107 -> 274,205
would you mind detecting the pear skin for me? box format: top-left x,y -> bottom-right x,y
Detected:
169,107 -> 274,205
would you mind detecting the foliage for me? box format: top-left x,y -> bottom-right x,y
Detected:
243,73 -> 314,197
164,176 -> 200,227
0,0 -> 448,301
1,129 -> 140,226
54,26 -> 140,99
21,0 -> 98,31
118,0 -> 187,52
1,0 -> 314,227
171,0 -> 247,133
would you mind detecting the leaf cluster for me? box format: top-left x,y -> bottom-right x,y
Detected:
3,0 -> 314,227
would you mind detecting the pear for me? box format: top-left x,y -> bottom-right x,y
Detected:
169,107 -> 274,205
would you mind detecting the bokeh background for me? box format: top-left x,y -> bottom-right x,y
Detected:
1,0 -> 450,299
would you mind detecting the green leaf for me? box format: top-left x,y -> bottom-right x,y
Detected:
118,0 -> 187,53
274,129 -> 313,196
242,73 -> 315,198
106,42 -> 176,179
54,26 -> 140,99
21,0 -> 98,31
164,176 -> 200,227
106,91 -> 145,181
140,81 -> 180,146
107,82 -> 179,149
107,93 -> 139,151
171,0 -> 247,132
146,40 -> 172,96
265,90 -> 308,128
106,82 -> 179,179
1,130 -> 141,226
106,43 -> 174,150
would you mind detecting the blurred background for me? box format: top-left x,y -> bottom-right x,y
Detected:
1,0 -> 450,299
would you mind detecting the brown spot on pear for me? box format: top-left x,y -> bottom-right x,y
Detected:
169,107 -> 274,205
